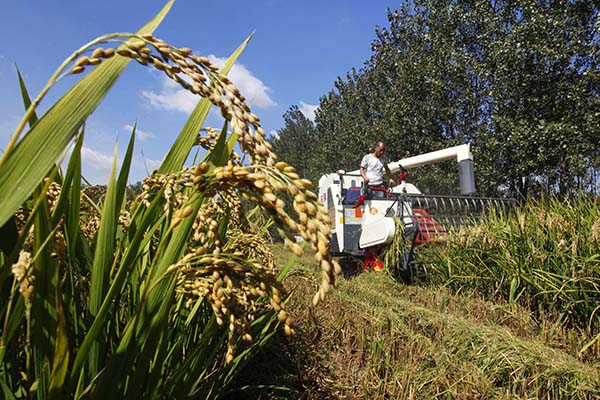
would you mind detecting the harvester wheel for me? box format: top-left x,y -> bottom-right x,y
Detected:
397,252 -> 414,284
337,256 -> 363,278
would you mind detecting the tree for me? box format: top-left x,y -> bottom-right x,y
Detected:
307,0 -> 600,198
269,105 -> 320,183
312,70 -> 382,176
313,4 -> 481,194
475,0 -> 600,197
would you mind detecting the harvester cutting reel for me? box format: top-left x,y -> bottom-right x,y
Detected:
382,193 -> 517,282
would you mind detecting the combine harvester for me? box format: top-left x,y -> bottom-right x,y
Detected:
318,144 -> 516,281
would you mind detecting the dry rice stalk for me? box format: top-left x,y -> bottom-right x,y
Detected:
87,33 -> 343,302
382,216 -> 405,271
44,178 -> 62,213
11,250 -> 34,301
64,34 -> 341,360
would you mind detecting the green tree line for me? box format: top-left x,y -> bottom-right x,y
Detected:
270,0 -> 600,198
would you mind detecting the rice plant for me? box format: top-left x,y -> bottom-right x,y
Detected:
428,195 -> 600,359
0,2 -> 340,398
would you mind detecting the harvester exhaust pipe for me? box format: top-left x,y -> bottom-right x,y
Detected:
458,158 -> 476,195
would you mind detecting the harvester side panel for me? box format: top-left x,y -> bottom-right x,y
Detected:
341,206 -> 364,256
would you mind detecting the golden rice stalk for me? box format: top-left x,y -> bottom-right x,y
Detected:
62,34 -> 343,345
11,250 -> 34,301
382,216 -> 405,272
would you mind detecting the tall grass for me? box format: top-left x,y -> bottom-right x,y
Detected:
428,195 -> 600,359
0,2 -> 339,398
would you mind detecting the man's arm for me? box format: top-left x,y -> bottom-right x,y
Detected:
360,166 -> 369,185
385,164 -> 395,186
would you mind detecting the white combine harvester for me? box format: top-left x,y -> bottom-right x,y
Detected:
318,144 -> 514,279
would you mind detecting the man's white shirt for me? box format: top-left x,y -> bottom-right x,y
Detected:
360,153 -> 386,185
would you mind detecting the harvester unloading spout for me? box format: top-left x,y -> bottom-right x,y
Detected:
318,143 -> 515,280
388,144 -> 476,195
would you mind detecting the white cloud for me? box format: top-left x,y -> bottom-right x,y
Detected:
78,146 -> 115,184
78,146 -> 165,184
299,101 -> 318,121
123,124 -> 154,141
81,146 -> 114,171
269,129 -> 279,139
208,55 -> 276,109
142,76 -> 198,114
142,56 -> 276,114
136,155 -> 162,176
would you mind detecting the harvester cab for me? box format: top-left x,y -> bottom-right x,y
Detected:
318,144 -> 515,279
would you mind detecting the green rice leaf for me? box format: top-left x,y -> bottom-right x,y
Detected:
70,193 -> 166,381
0,0 -> 173,228
87,129 -> 135,376
0,378 -> 16,400
277,241 -> 304,282
17,66 -> 39,126
88,144 -> 118,315
0,68 -> 39,258
52,128 -> 84,227
168,316 -> 223,398
48,286 -> 70,399
91,194 -> 204,398
86,142 -> 118,379
205,121 -> 236,169
0,297 -> 25,364
64,130 -> 84,261
31,184 -> 58,400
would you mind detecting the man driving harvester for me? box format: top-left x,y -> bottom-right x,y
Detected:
360,141 -> 396,199
358,141 -> 397,272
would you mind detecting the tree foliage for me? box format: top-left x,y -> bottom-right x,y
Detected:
271,0 -> 599,198
270,105 -> 320,183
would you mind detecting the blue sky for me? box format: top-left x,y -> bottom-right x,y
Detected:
0,0 -> 393,183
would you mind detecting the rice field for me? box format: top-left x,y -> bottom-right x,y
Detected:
2,2 -> 600,399
427,195 -> 600,361
0,2 -> 339,398
251,194 -> 600,399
